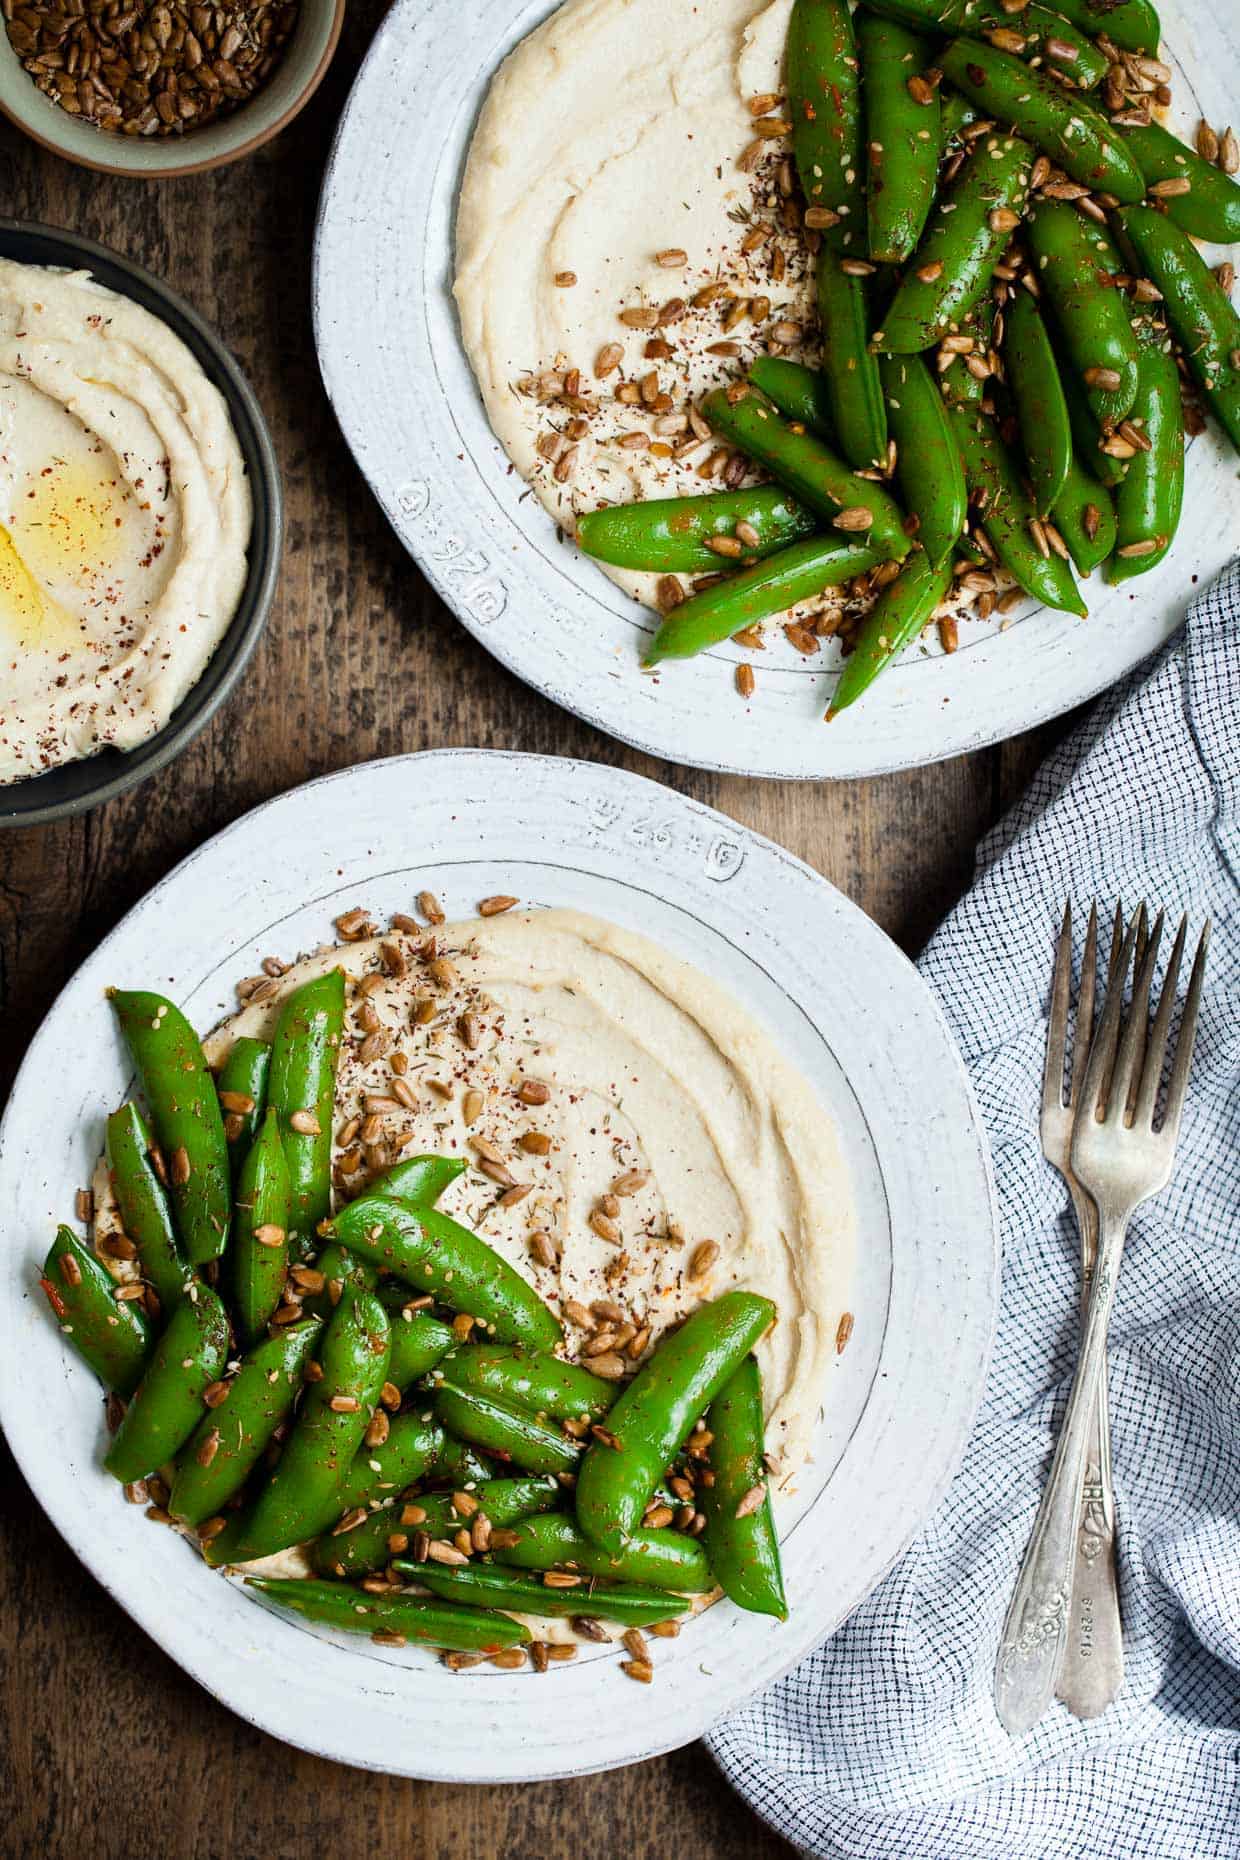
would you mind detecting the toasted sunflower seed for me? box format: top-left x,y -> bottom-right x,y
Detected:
689,1238 -> 721,1278
832,507 -> 875,532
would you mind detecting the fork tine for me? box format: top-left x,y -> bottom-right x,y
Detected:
1068,901 -> 1099,1105
1157,921 -> 1210,1145
1100,902 -> 1138,1106
1105,911 -> 1164,1124
1126,905 -> 1153,1119
1043,901 -> 1073,1113
1078,912 -> 1141,1125
1134,913 -> 1188,1128
1107,900 -> 1126,987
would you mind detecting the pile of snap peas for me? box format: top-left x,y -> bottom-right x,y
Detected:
40,970 -> 789,1672
574,0 -> 1240,716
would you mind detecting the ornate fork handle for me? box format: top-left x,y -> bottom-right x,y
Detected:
1057,1183 -> 1124,1718
994,1206 -> 1128,1734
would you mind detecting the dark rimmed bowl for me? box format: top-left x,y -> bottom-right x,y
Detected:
0,221 -> 283,828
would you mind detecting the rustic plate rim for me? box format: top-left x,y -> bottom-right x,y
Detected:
0,748 -> 999,1779
311,0 -> 1233,782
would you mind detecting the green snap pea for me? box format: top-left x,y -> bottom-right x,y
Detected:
701,1356 -> 787,1619
214,1035 -> 270,1179
434,1383 -> 581,1475
331,1412 -> 444,1519
787,0 -> 886,466
815,249 -> 890,471
856,0 -> 1116,70
168,1317 -> 322,1528
367,1153 -> 469,1208
306,1243 -> 377,1316
1051,454 -> 1118,574
576,487 -> 816,574
267,970 -> 345,1259
1108,333 -> 1184,581
306,1154 -> 467,1320
209,1287 -> 390,1563
382,1306 -> 457,1389
575,1291 -> 777,1555
1059,361 -> 1127,487
940,88 -> 977,145
1004,289 -> 1073,515
827,548 -> 954,717
1026,202 -> 1140,430
748,357 -> 837,439
40,1225 -> 152,1395
494,1513 -> 714,1592
937,39 -> 1144,202
1120,206 -> 1240,455
403,1561 -> 692,1628
110,990 -> 231,1266
429,1438 -> 500,1488
429,1344 -> 616,1422
937,298 -> 996,409
859,15 -> 942,264
232,1108 -> 291,1345
246,1577 -> 531,1651
698,386 -> 910,557
410,1478 -> 562,1534
331,1195 -> 562,1350
104,1283 -> 230,1482
312,1476 -> 560,1578
788,0 -> 864,251
644,535 -> 878,665
852,0 -> 970,27
105,1102 -> 191,1312
875,132 -> 1032,351
862,0 -> 1152,55
1030,0 -> 1159,52
947,401 -> 1088,613
963,2 -> 1108,87
879,353 -> 967,563
1120,123 -> 1240,245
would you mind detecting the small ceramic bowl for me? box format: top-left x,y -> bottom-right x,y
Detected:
0,0 -> 344,177
0,219 -> 283,828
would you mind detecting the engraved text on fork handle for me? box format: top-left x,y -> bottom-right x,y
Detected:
1056,1188 -> 1124,1718
994,1209 -> 1127,1735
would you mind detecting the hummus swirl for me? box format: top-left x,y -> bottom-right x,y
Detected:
205,907 -> 854,1470
0,259 -> 251,785
454,0 -> 809,611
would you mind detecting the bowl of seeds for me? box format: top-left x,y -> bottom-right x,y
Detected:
0,0 -> 345,175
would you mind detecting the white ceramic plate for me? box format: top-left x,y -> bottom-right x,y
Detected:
313,0 -> 1239,781
0,751 -> 997,1780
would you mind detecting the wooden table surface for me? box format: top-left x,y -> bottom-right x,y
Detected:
0,7 -> 1070,1853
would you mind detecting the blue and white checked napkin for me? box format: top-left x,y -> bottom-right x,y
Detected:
709,560 -> 1240,1860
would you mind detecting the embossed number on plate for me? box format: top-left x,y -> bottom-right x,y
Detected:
394,479 -> 507,625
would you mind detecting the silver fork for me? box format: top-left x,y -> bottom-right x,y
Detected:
1040,902 -> 1125,1719
995,907 -> 1209,1735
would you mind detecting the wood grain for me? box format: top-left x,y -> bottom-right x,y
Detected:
0,6 -> 1071,1851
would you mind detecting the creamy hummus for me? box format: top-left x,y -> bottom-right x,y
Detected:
456,0 -> 810,613
0,260 -> 251,785
205,907 -> 854,1473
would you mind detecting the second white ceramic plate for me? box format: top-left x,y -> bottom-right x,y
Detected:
0,751 -> 995,1779
313,0 -> 1239,780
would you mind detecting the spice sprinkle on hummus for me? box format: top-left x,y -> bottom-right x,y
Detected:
196,906 -> 855,1475
454,0 -> 808,616
0,258 -> 251,786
